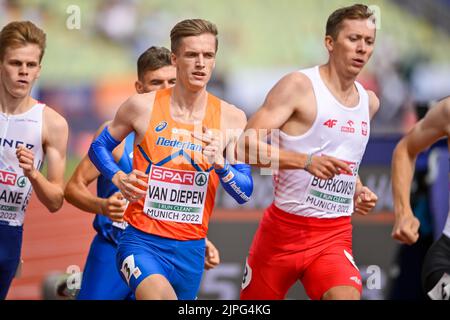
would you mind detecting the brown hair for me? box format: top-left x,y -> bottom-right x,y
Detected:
326,4 -> 375,40
137,46 -> 172,80
170,19 -> 218,54
0,21 -> 46,62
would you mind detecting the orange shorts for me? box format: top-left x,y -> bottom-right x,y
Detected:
240,203 -> 362,300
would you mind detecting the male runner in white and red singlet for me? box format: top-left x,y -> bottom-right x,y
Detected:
0,21 -> 68,299
391,96 -> 450,300
89,19 -> 253,300
238,4 -> 379,300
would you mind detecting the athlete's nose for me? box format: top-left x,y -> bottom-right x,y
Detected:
195,54 -> 205,68
18,63 -> 28,76
161,81 -> 170,89
357,39 -> 367,54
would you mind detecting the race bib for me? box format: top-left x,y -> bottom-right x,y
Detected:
143,165 -> 209,224
303,160 -> 358,215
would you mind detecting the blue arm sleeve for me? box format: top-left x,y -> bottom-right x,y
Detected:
88,126 -> 121,181
215,161 -> 253,204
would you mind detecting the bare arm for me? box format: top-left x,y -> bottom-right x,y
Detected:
237,72 -> 306,168
391,98 -> 450,244
236,72 -> 351,179
204,239 -> 220,270
65,122 -> 127,221
220,103 -> 247,167
192,102 -> 247,168
90,93 -> 152,200
367,90 -> 380,120
19,107 -> 68,212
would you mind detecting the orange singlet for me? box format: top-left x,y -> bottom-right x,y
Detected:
124,88 -> 221,240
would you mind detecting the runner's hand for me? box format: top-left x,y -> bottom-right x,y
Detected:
16,145 -> 38,180
100,192 -> 128,222
391,212 -> 420,245
353,185 -> 378,215
192,127 -> 226,168
305,154 -> 352,180
112,170 -> 147,202
204,239 -> 220,270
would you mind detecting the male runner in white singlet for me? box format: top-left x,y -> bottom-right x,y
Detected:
0,21 -> 68,299
239,4 -> 379,300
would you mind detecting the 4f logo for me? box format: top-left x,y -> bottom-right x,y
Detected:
323,119 -> 337,128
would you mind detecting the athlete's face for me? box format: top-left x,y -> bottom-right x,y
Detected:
135,65 -> 176,93
171,33 -> 216,91
326,19 -> 376,77
0,44 -> 41,99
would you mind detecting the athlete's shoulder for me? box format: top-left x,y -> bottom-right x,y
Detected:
220,101 -> 247,130
114,92 -> 157,126
429,96 -> 450,126
43,105 -> 69,133
277,71 -> 312,93
124,91 -> 157,112
265,71 -> 313,106
440,96 -> 450,116
260,71 -> 312,114
366,90 -> 380,119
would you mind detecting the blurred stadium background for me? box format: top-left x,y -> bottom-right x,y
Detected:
2,0 -> 450,300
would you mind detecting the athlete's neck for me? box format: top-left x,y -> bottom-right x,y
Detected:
319,63 -> 359,106
170,84 -> 208,122
0,91 -> 36,115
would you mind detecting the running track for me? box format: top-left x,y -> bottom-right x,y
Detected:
6,191 -> 392,300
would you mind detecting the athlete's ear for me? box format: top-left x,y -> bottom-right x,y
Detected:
135,80 -> 144,94
325,35 -> 334,53
171,52 -> 177,66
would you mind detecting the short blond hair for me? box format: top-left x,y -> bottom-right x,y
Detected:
0,21 -> 46,62
170,19 -> 218,54
326,4 -> 375,40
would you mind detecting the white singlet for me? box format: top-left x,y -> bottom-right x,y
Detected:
273,66 -> 370,218
0,104 -> 45,226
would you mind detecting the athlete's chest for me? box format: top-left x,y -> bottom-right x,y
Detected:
0,115 -> 43,160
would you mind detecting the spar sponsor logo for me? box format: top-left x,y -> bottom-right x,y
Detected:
150,166 -> 208,187
0,170 -> 17,186
151,166 -> 195,185
361,121 -> 368,136
341,120 -> 355,134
